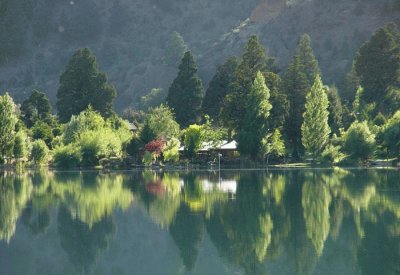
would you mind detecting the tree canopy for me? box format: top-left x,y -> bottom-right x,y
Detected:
166,51 -> 205,127
56,48 -> 117,122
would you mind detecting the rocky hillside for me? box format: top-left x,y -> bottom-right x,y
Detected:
0,0 -> 398,111
199,0 -> 400,86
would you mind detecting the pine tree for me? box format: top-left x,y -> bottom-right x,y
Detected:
283,34 -> 321,159
354,23 -> 400,106
221,35 -> 276,131
21,90 -> 52,127
264,72 -> 289,130
0,93 -> 18,162
237,72 -> 272,159
202,57 -> 238,122
166,51 -> 204,127
56,48 -> 117,122
301,75 -> 331,161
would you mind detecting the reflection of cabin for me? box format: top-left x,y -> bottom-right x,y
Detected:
179,140 -> 238,161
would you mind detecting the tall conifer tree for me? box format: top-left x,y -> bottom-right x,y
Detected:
221,35 -> 276,131
354,23 -> 400,106
202,57 -> 238,122
56,48 -> 117,122
301,75 -> 331,161
283,34 -> 320,159
237,72 -> 272,159
166,51 -> 204,127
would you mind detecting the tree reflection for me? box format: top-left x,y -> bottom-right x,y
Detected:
206,172 -> 275,275
147,173 -> 181,228
0,172 -> 32,242
169,204 -> 205,271
57,206 -> 115,273
302,173 -> 331,255
0,169 -> 400,274
51,173 -> 133,226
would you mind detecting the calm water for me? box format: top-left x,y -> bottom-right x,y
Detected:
0,169 -> 399,275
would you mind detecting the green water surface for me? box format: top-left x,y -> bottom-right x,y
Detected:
0,169 -> 399,275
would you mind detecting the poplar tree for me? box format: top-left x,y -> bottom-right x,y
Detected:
301,75 -> 331,161
56,48 -> 117,122
237,72 -> 272,159
283,34 -> 320,159
0,93 -> 18,162
166,51 -> 204,127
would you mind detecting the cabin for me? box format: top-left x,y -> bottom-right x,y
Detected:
178,140 -> 238,161
127,122 -> 138,132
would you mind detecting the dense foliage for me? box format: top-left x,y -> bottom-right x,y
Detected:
167,51 -> 204,127
56,48 -> 117,122
1,22 -> 400,167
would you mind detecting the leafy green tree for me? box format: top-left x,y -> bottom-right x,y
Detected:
20,90 -> 52,127
261,129 -> 286,165
30,139 -> 49,164
237,72 -> 272,159
32,121 -> 54,147
143,104 -> 180,140
63,106 -> 105,144
343,121 -> 376,162
301,76 -> 331,161
201,115 -> 227,147
166,51 -> 205,127
163,138 -> 180,163
202,57 -> 238,121
56,48 -> 117,122
283,34 -> 320,159
221,35 -> 275,131
165,31 -> 188,67
183,124 -> 203,159
13,130 -> 29,160
0,93 -> 18,163
354,23 -> 400,107
326,86 -> 343,134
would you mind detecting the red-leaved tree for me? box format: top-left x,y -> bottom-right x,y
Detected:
144,139 -> 166,158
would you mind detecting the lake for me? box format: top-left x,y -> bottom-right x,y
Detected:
0,169 -> 399,275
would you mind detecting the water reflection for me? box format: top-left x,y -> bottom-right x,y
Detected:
0,169 -> 399,274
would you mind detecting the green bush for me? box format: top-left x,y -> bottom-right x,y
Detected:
163,138 -> 180,163
319,144 -> 345,165
142,151 -> 156,165
343,121 -> 376,162
53,144 -> 82,168
80,132 -> 106,166
32,121 -> 54,147
31,139 -> 49,164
